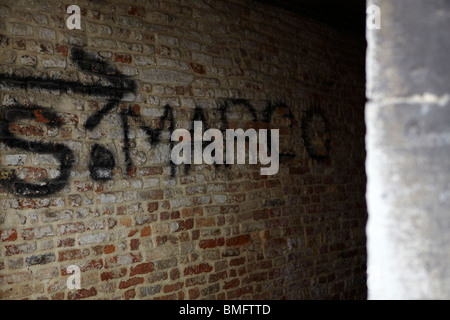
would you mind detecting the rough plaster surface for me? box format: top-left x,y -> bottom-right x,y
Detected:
366,0 -> 450,299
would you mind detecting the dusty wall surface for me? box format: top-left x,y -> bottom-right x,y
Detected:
0,0 -> 366,300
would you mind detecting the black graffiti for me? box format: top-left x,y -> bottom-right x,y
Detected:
0,46 -> 326,197
89,144 -> 115,181
0,106 -> 74,197
218,99 -> 296,159
140,104 -> 175,176
301,106 -> 331,161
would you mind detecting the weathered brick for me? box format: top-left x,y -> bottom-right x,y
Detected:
184,263 -> 213,276
119,277 -> 144,289
0,271 -> 32,285
25,253 -> 56,266
22,226 -> 53,240
124,289 -> 136,300
130,262 -> 155,276
3,154 -> 27,165
78,233 -> 107,245
163,281 -> 183,293
5,243 -> 37,256
0,229 -> 18,242
171,218 -> 194,232
101,267 -> 127,281
140,226 -> 151,237
68,287 -> 97,300
140,285 -> 161,297
57,238 -> 75,248
223,278 -> 240,290
199,237 -> 224,249
105,253 -> 143,268
188,287 -> 200,299
142,69 -> 194,85
134,214 -> 157,225
226,234 -> 251,247
10,23 -> 34,36
58,249 -> 90,262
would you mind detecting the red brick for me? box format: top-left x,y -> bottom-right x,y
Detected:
190,62 -> 205,74
58,249 -> 90,261
130,262 -> 154,276
140,226 -> 151,237
184,263 -> 213,276
130,238 -> 140,250
68,287 -> 97,300
119,277 -> 144,289
82,259 -> 104,272
224,278 -> 240,290
128,229 -> 138,237
170,268 -> 180,280
104,244 -> 116,254
147,202 -> 159,212
114,53 -> 132,63
174,218 -> 194,232
19,198 -> 50,209
57,238 -> 75,248
154,293 -> 177,300
9,123 -> 44,136
127,6 -> 146,17
220,205 -> 239,214
209,271 -> 227,283
181,207 -> 202,218
230,257 -> 246,266
175,86 -> 184,95
5,243 -> 36,256
226,234 -> 250,247
199,237 -> 224,249
58,113 -> 79,125
156,235 -> 167,246
55,44 -> 68,56
0,229 -> 17,242
105,253 -> 143,268
101,268 -> 127,281
188,288 -> 200,299
124,289 -> 136,300
245,272 -> 267,284
185,275 -> 206,287
163,281 -> 184,293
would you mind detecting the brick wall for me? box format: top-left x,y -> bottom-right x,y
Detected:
0,0 -> 367,300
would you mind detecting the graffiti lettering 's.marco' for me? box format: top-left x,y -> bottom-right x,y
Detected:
0,46 -> 310,198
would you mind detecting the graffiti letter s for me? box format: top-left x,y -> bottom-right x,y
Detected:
0,106 -> 75,197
